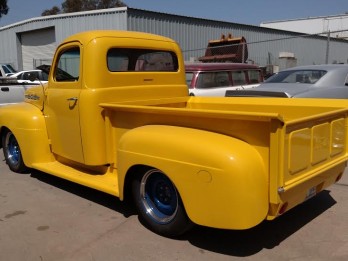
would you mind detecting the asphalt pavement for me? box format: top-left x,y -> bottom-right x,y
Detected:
0,149 -> 347,261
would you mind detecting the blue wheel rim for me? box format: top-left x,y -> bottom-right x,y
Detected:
5,132 -> 20,166
140,170 -> 178,224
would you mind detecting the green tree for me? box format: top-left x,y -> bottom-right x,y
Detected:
61,0 -> 127,13
61,0 -> 83,13
96,0 -> 127,9
0,0 -> 9,18
42,6 -> 61,16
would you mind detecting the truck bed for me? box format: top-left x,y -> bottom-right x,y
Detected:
100,96 -> 348,218
100,96 -> 348,124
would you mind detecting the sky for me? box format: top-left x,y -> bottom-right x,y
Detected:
1,0 -> 348,27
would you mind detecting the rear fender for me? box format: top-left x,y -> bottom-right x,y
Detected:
0,103 -> 53,167
117,125 -> 268,230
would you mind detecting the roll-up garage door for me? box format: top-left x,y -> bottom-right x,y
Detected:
21,28 -> 56,70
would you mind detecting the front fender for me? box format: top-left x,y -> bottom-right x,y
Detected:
118,125 -> 268,230
0,103 -> 53,167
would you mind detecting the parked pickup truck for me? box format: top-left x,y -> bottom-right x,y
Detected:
0,30 -> 347,237
0,77 -> 37,105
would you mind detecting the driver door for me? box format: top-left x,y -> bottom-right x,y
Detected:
44,44 -> 84,163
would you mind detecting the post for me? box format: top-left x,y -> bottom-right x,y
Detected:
325,31 -> 330,64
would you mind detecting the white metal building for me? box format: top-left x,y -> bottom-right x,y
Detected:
261,14 -> 348,40
1,7 -> 348,71
0,7 -> 128,71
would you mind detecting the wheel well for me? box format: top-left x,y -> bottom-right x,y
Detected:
0,127 -> 10,149
123,164 -> 152,203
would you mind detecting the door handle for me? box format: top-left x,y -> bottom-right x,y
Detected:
67,97 -> 78,101
1,87 -> 9,92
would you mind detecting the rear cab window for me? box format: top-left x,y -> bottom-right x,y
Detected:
107,49 -> 178,72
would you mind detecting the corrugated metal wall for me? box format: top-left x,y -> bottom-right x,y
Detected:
0,7 -> 348,71
0,8 -> 128,70
261,15 -> 348,40
127,9 -> 348,66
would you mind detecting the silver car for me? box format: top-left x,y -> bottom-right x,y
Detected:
226,64 -> 348,98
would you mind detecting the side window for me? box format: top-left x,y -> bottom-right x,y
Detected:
185,72 -> 194,88
232,71 -> 247,86
196,72 -> 230,89
23,72 -> 30,80
214,72 -> 230,87
23,71 -> 39,81
196,72 -> 215,88
248,70 -> 261,84
55,47 -> 80,82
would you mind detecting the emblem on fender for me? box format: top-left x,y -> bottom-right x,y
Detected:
25,94 -> 40,100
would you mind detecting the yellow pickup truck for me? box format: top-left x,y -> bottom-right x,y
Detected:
0,30 -> 347,237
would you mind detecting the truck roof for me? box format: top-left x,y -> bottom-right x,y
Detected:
185,62 -> 260,72
61,30 -> 177,46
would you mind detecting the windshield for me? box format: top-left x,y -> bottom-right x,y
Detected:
5,64 -> 16,73
2,64 -> 16,74
266,69 -> 327,84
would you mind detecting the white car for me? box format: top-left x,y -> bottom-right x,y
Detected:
185,62 -> 263,96
226,64 -> 348,99
10,69 -> 48,84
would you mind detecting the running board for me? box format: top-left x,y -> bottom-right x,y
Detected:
31,161 -> 119,197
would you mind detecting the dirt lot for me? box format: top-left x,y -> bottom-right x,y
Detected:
0,149 -> 347,261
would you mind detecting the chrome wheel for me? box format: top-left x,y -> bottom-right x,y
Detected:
140,169 -> 178,224
2,130 -> 27,173
132,168 -> 193,237
5,132 -> 21,167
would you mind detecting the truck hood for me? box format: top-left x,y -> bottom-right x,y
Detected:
226,83 -> 311,98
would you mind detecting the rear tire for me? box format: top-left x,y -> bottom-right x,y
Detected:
2,130 -> 28,173
132,168 -> 192,237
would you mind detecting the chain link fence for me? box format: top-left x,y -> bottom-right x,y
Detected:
182,29 -> 348,76
32,29 -> 348,77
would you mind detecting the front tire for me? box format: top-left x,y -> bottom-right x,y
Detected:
2,130 -> 28,173
132,168 -> 192,237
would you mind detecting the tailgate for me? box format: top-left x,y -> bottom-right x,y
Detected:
285,117 -> 346,180
269,108 -> 348,217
